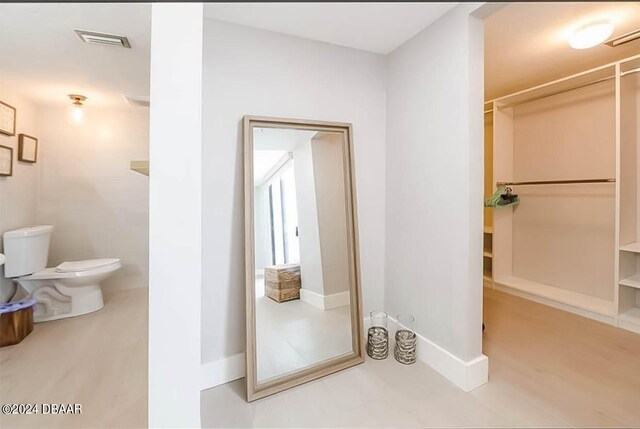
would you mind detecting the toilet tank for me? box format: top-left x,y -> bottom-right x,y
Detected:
3,225 -> 53,278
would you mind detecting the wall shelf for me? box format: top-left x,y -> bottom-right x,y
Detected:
494,275 -> 615,318
483,228 -> 493,278
620,274 -> 640,290
618,308 -> 640,325
130,160 -> 149,176
620,242 -> 640,253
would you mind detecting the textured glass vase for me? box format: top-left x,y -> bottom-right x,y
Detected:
394,313 -> 417,365
367,310 -> 389,360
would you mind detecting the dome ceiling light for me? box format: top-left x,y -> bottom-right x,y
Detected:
568,20 -> 614,50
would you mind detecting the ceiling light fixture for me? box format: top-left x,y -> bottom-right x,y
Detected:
568,20 -> 614,50
69,94 -> 87,122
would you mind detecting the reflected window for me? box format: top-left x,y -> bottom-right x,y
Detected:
268,161 -> 300,265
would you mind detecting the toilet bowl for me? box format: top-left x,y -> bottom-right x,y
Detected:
16,259 -> 121,322
3,226 -> 121,323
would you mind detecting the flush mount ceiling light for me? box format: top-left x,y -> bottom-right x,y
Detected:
74,29 -> 131,48
568,20 -> 614,50
69,94 -> 87,122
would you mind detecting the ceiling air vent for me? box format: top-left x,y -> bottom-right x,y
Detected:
75,29 -> 131,48
605,29 -> 640,47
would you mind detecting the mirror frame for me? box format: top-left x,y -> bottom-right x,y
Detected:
243,115 -> 365,402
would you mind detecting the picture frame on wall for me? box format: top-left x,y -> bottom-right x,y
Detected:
0,101 -> 16,136
0,144 -> 13,176
18,134 -> 38,163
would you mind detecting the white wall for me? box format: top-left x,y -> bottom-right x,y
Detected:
511,81 -> 615,300
0,85 -> 39,302
201,18 -> 387,367
36,105 -> 149,291
149,3 -> 203,427
312,133 -> 349,296
253,183 -> 272,272
0,90 -> 149,300
384,4 -> 487,388
293,140 -> 325,296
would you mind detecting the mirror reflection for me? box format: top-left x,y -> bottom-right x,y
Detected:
253,127 -> 354,383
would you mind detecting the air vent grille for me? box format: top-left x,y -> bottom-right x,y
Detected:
75,30 -> 131,48
605,29 -> 640,47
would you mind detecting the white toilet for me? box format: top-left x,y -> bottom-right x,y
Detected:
3,225 -> 121,322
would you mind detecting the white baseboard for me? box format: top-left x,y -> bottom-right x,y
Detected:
201,316 -> 489,393
300,289 -> 350,310
324,291 -> 350,309
200,353 -> 245,391
387,316 -> 488,392
300,289 -> 324,309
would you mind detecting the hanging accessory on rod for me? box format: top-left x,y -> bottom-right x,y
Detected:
484,185 -> 519,208
496,178 -> 615,187
499,187 -> 519,206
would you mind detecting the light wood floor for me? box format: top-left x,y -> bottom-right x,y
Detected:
201,287 -> 640,428
2,286 -> 638,428
0,288 -> 147,429
256,282 -> 352,382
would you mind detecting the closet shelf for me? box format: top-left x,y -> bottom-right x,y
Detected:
483,251 -> 492,258
483,226 -> 493,234
619,274 -> 640,290
618,308 -> 640,325
494,275 -> 615,317
619,242 -> 640,253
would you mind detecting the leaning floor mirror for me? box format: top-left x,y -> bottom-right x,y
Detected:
244,116 -> 364,401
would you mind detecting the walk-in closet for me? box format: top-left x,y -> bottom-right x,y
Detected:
483,3 -> 640,335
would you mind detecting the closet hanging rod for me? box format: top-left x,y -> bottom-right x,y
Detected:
497,75 -> 613,110
622,67 -> 640,76
494,67 -> 640,111
497,178 -> 615,187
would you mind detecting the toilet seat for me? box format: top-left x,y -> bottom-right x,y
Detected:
56,258 -> 120,273
20,259 -> 121,280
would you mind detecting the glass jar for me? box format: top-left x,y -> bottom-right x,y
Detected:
367,310 -> 389,360
394,313 -> 417,364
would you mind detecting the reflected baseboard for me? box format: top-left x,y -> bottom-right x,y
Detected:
300,289 -> 350,310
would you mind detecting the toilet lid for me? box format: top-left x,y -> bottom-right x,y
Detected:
56,258 -> 120,273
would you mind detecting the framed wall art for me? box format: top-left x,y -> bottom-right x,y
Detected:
0,101 -> 16,136
18,134 -> 38,163
0,145 -> 13,176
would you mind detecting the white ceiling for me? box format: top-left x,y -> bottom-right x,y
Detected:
204,3 -> 458,54
254,128 -> 318,185
485,2 -> 640,100
0,3 -> 150,108
254,150 -> 287,185
4,3 -> 635,109
254,128 -> 318,151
